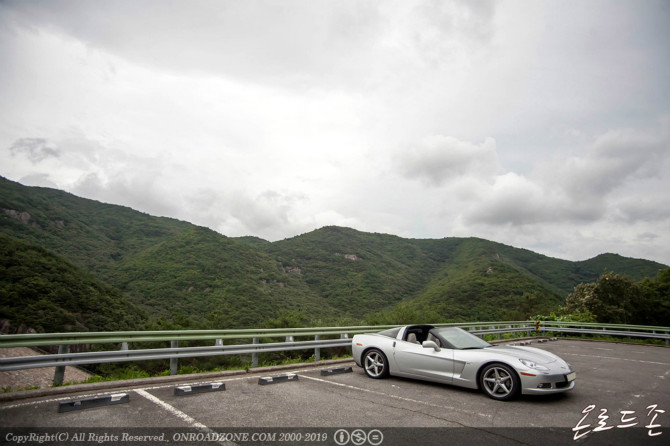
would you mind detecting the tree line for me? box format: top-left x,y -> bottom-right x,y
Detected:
537,269 -> 670,326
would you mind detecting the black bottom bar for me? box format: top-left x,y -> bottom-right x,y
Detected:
320,367 -> 353,376
258,374 -> 299,385
58,394 -> 129,413
174,382 -> 226,396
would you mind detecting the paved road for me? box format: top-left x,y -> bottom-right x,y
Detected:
1,340 -> 668,445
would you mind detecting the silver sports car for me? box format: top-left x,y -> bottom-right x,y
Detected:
352,325 -> 576,400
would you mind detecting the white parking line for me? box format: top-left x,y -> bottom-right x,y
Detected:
0,382 -> 241,410
298,374 -> 492,420
0,366 -> 341,411
134,389 -> 236,446
562,352 -> 670,366
134,389 -> 209,430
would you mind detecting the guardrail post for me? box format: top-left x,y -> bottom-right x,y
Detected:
252,338 -> 259,368
121,342 -> 129,351
170,341 -> 178,375
314,335 -> 321,362
215,339 -> 223,346
53,344 -> 69,386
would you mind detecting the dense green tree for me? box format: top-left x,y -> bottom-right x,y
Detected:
263,310 -> 308,328
635,268 -> 670,326
0,234 -> 144,333
565,271 -> 636,323
565,270 -> 669,325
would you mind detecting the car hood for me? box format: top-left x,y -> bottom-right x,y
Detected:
487,345 -> 560,365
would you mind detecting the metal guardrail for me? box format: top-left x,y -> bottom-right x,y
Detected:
1,321 -> 668,386
0,339 -> 351,371
538,321 -> 670,341
0,321 -> 533,348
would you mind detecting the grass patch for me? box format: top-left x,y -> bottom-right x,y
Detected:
3,385 -> 40,393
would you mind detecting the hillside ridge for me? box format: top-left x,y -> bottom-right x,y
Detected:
1,176 -> 666,331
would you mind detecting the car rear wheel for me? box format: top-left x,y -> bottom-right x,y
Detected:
363,349 -> 389,379
480,363 -> 520,401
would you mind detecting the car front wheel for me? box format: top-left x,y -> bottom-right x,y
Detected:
479,363 -> 520,401
363,349 -> 389,379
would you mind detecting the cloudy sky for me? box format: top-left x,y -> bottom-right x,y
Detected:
1,0 -> 669,265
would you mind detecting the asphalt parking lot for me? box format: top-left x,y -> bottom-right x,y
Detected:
0,339 -> 668,445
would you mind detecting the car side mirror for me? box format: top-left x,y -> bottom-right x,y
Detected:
422,340 -> 441,352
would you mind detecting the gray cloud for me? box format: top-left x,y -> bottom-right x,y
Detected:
231,190 -> 310,236
18,173 -> 58,189
1,1 -> 669,265
0,0 -> 497,90
397,0 -> 495,68
1,1 -> 375,85
9,138 -> 60,163
560,129 -> 668,199
71,171 -> 180,219
397,136 -> 500,186
182,187 -> 311,240
454,120 -> 670,228
5,134 -> 182,219
462,173 -> 557,226
615,196 -> 670,224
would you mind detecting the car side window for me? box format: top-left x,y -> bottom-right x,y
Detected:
405,330 -> 427,344
427,332 -> 441,347
378,327 -> 401,338
406,332 -> 420,344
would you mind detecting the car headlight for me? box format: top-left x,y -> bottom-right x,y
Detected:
519,359 -> 549,371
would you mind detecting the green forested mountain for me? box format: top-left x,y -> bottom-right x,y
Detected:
0,175 -> 193,278
0,233 -> 144,333
0,176 -> 667,333
265,227 -> 448,316
112,226 -> 339,327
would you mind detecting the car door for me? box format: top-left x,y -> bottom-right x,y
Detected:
393,340 -> 454,384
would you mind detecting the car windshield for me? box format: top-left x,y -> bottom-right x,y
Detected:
433,327 -> 491,349
378,327 -> 401,338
